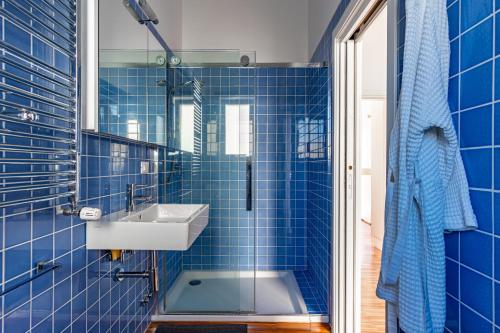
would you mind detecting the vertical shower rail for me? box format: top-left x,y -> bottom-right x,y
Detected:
0,0 -> 79,210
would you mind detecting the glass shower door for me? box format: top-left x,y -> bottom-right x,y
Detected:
160,50 -> 256,314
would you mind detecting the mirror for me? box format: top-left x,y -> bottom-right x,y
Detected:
98,49 -> 167,145
83,0 -> 169,145
82,1 -> 257,147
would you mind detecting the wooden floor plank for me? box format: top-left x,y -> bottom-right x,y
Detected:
360,221 -> 385,333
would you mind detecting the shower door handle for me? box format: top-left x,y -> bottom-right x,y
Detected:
246,158 -> 252,211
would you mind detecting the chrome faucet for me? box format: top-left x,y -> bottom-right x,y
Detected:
126,184 -> 152,212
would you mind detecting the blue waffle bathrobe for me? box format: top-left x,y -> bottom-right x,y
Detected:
376,0 -> 477,332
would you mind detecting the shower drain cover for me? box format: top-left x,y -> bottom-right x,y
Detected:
189,280 -> 202,286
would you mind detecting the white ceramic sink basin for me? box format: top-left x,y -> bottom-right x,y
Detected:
87,204 -> 209,251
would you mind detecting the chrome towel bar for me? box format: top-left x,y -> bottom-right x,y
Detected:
0,0 -> 78,210
0,262 -> 61,296
0,192 -> 76,209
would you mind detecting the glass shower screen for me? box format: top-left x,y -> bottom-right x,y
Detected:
159,50 -> 257,314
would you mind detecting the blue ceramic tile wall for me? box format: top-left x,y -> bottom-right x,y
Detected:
99,65 -> 185,304
98,64 -> 184,301
300,0 -> 354,316
395,0 -> 500,330
254,67 -> 308,271
157,145 -> 183,298
302,66 -> 331,315
425,0 -> 500,331
169,67 -> 257,271
0,0 -> 157,331
78,132 -> 158,333
0,133 -> 157,333
163,67 -> 309,272
99,67 -> 167,146
303,0 -> 500,324
158,146 -> 183,206
157,66 -> 333,314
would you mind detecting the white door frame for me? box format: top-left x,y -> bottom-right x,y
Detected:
331,0 -> 398,332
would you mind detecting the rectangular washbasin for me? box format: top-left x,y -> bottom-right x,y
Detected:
87,204 -> 209,251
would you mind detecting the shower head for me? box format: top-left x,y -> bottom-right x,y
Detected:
156,79 -> 167,87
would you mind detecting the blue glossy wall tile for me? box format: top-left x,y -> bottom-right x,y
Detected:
161,67 -> 310,272
460,18 -> 493,71
0,0 -> 156,331
469,190 -> 492,233
303,0 -> 352,316
301,65 -> 331,315
254,67 -> 308,271
460,266 -> 492,319
461,148 -> 492,188
461,0 -> 493,31
8,132 -> 156,333
461,61 -> 493,109
461,305 -> 492,332
450,39 -> 459,76
460,105 -> 492,148
397,0 -> 500,330
446,295 -> 460,332
448,2 -> 460,40
446,259 -> 459,298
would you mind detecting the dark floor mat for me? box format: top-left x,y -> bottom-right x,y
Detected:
155,324 -> 248,333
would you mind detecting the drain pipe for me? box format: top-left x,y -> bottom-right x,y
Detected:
111,250 -> 158,306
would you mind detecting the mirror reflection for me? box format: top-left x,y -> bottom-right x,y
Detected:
97,1 -> 258,148
98,50 -> 167,144
98,0 -> 168,145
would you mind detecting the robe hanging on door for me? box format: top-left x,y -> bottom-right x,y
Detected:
376,0 -> 477,332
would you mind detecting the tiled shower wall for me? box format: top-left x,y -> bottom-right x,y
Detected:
303,66 -> 331,314
301,0 -> 355,316
254,67 -> 308,271
165,67 -> 310,272
169,67 -> 256,271
156,66 -> 335,315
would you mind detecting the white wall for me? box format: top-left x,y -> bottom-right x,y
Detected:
307,0 -> 340,59
359,7 -> 387,98
180,0 -> 309,63
99,0 -> 182,51
358,7 -> 387,250
100,0 -> 343,63
149,0 -> 182,50
99,0 -> 152,50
